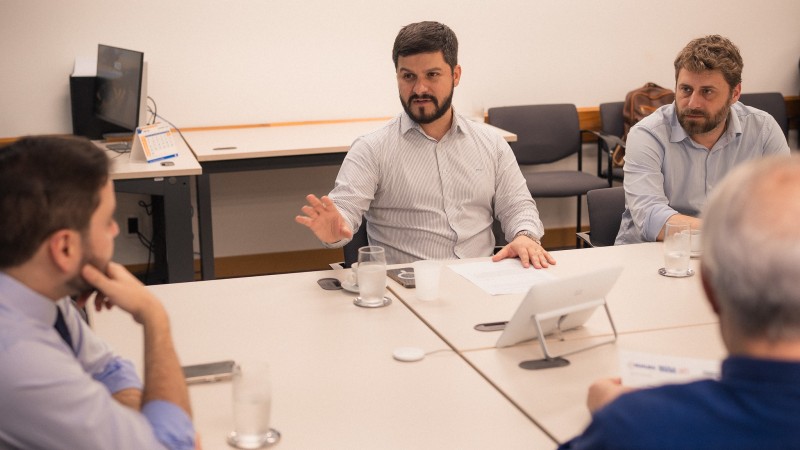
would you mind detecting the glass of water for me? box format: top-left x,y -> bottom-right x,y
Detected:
227,361 -> 280,449
663,223 -> 691,276
355,246 -> 387,307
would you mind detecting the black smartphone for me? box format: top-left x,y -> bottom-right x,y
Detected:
387,267 -> 415,288
182,360 -> 236,384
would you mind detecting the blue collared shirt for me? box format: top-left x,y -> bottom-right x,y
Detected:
616,101 -> 790,244
0,272 -> 194,449
559,356 -> 800,450
328,110 -> 544,264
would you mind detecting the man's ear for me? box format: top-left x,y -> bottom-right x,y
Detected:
730,83 -> 742,104
452,64 -> 461,88
47,229 -> 82,274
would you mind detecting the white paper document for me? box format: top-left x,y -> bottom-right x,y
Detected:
619,350 -> 721,388
447,259 -> 556,295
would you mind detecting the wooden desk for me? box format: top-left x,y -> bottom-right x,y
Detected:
389,243 -> 714,351
182,119 -> 518,280
102,140 -> 201,283
90,269 -> 555,449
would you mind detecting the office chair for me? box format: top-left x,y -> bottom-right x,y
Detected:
342,218 -> 369,268
576,187 -> 626,248
487,104 -> 608,246
738,92 -> 789,138
591,102 -> 626,186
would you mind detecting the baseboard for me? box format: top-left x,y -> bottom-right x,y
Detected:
125,226 -> 584,280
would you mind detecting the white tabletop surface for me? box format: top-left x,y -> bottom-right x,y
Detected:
390,243 -> 715,351
98,137 -> 202,180
183,119 -> 517,162
90,269 -> 555,449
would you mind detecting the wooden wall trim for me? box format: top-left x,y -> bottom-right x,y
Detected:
4,96 -> 797,145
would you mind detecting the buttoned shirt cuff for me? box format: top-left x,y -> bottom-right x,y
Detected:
514,229 -> 543,244
322,238 -> 350,249
142,400 -> 195,450
645,208 -> 678,242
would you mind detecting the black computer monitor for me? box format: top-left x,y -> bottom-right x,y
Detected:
94,44 -> 146,132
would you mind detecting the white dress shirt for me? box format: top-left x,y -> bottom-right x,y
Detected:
328,110 -> 544,264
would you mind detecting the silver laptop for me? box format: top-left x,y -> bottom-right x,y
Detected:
496,265 -> 623,348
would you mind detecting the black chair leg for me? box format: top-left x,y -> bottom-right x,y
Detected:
576,195 -> 583,248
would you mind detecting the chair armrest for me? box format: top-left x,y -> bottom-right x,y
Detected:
584,130 -> 625,152
576,231 -> 593,248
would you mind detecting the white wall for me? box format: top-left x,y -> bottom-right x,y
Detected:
2,0 -> 799,262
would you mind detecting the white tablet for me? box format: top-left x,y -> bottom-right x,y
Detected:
495,265 -> 623,348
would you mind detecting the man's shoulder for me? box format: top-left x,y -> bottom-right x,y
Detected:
631,102 -> 675,132
456,113 -> 503,139
731,101 -> 778,127
355,115 -> 400,140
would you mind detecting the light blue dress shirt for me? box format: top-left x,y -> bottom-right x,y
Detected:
0,272 -> 194,449
328,110 -> 544,264
616,101 -> 790,244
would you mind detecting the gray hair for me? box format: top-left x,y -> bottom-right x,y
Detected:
701,156 -> 800,341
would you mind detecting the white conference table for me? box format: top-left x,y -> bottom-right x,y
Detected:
90,269 -> 555,450
383,242 -> 722,444
389,242 -> 715,351
182,119 -> 518,280
101,140 -> 202,283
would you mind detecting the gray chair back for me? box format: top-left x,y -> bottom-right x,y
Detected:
488,104 -> 581,165
599,102 -> 625,138
738,92 -> 788,138
586,187 -> 625,247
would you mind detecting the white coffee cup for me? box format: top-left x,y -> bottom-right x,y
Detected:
413,260 -> 443,301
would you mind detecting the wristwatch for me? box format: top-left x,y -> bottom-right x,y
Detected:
515,230 -> 541,245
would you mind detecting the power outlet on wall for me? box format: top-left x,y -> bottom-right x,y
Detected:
126,216 -> 140,236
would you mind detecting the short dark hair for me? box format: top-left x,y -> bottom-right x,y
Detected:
0,136 -> 110,268
392,21 -> 458,70
674,35 -> 743,89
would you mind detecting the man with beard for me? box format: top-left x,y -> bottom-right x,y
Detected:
297,21 -> 554,267
0,137 -> 196,449
615,35 -> 789,244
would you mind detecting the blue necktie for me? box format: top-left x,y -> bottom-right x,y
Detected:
54,306 -> 73,348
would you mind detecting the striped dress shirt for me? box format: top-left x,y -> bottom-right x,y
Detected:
328,110 -> 544,264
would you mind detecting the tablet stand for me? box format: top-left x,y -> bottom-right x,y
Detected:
519,299 -> 618,370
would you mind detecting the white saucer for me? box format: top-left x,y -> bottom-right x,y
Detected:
341,280 -> 359,293
658,267 -> 695,278
354,296 -> 391,308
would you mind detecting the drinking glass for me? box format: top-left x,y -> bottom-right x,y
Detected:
413,260 -> 442,301
227,361 -> 280,449
663,223 -> 691,276
356,246 -> 387,307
